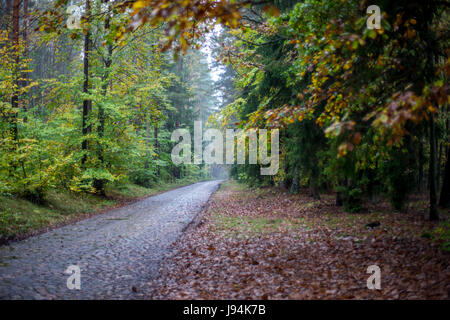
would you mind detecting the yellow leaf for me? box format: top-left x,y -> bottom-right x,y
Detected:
132,0 -> 147,10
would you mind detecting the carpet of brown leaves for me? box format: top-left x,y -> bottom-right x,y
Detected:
147,181 -> 450,299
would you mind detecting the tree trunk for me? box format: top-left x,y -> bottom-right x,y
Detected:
423,9 -> 440,220
439,112 -> 449,208
418,139 -> 424,192
281,150 -> 289,189
290,166 -> 299,194
154,125 -> 159,154
6,0 -> 11,15
81,0 -> 91,165
144,119 -> 150,169
2,0 -> 11,31
154,116 -> 159,175
439,148 -> 450,208
22,0 -> 28,120
94,0 -> 113,194
10,0 -> 19,142
22,0 -> 27,59
98,7 -> 112,139
310,181 -> 320,200
309,167 -> 321,200
336,180 -> 344,206
437,140 -> 442,191
429,114 -> 439,220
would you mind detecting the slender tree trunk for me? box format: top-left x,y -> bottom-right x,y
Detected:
22,0 -> 28,121
10,0 -> 19,142
154,116 -> 159,175
94,0 -> 113,194
439,113 -> 449,207
290,166 -> 299,194
439,148 -> 450,208
429,114 -> 439,220
418,139 -> 424,192
98,0 -> 112,138
437,141 -> 443,190
6,0 -> 12,16
336,179 -> 344,206
281,148 -> 289,189
144,119 -> 150,169
98,10 -> 112,140
309,165 -> 320,200
423,7 -> 439,220
310,178 -> 320,200
154,125 -> 159,152
22,0 -> 27,59
1,0 -> 12,31
81,0 -> 91,165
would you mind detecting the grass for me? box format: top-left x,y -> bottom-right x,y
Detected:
213,180 -> 307,237
0,177 -> 208,242
430,221 -> 450,252
105,183 -> 156,200
213,180 -> 450,247
0,191 -> 113,240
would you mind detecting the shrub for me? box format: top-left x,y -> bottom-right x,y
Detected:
129,168 -> 158,188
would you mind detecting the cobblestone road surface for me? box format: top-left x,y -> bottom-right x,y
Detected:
0,180 -> 222,299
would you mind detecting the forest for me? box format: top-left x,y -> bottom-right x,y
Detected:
0,0 -> 449,301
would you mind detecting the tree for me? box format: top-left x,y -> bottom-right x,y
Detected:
81,0 -> 92,165
93,0 -> 113,194
208,0 -> 448,217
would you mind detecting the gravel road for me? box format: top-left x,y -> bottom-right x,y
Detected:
0,180 -> 222,299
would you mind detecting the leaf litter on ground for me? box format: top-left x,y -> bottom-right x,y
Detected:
147,181 -> 449,299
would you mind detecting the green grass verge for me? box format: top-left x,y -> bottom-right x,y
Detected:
0,178 -> 208,241
0,191 -> 115,240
